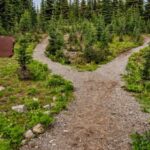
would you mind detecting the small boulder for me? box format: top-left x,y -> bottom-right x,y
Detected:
33,97 -> 39,102
0,86 -> 5,91
33,124 -> 44,134
21,139 -> 27,145
43,111 -> 51,115
43,104 -> 51,110
24,130 -> 35,139
51,103 -> 56,108
12,105 -> 27,113
52,96 -> 57,101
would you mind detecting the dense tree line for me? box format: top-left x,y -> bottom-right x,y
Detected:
0,0 -> 37,33
39,0 -> 150,21
0,0 -> 150,34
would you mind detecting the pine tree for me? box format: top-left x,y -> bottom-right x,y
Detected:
39,0 -> 46,30
87,0 -> 93,18
17,37 -> 32,80
19,10 -> 32,32
143,47 -> 150,80
102,0 -> 112,24
112,0 -> 119,15
74,0 -> 80,18
81,0 -> 87,18
45,0 -> 54,20
144,0 -> 150,20
61,0 -> 69,19
118,0 -> 124,12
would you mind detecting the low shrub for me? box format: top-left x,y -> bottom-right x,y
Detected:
131,132 -> 150,150
0,139 -> 12,150
0,114 -> 25,149
24,98 -> 40,110
27,110 -> 54,128
28,61 -> 49,81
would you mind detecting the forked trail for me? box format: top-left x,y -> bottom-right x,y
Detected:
21,37 -> 150,150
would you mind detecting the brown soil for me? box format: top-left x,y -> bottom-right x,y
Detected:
21,37 -> 150,150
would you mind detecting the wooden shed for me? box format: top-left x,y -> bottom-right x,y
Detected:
0,36 -> 15,57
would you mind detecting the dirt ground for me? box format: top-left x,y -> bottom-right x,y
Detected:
21,37 -> 150,150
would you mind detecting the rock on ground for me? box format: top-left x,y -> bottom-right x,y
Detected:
12,105 -> 27,113
33,124 -> 45,134
24,130 -> 35,139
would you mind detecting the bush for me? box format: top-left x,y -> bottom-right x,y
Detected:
25,98 -> 40,110
47,30 -> 64,55
47,75 -> 67,87
28,110 -> 54,127
0,114 -> 24,148
28,61 -> 49,81
131,132 -> 150,150
16,37 -> 32,80
84,43 -> 108,63
124,46 -> 150,111
0,139 -> 12,150
143,46 -> 150,80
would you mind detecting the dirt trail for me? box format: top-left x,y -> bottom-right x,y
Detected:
21,37 -> 150,150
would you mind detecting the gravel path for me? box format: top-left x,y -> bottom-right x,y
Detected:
21,37 -> 150,150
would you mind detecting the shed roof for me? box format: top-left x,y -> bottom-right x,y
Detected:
0,36 -> 15,57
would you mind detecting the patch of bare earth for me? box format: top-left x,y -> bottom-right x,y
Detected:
21,37 -> 150,150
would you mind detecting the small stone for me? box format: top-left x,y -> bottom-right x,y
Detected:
51,103 -> 56,107
21,139 -> 27,145
33,124 -> 45,134
64,130 -> 69,133
24,130 -> 35,139
52,143 -> 56,146
33,97 -> 39,102
12,105 -> 27,113
49,140 -> 54,144
43,111 -> 51,115
0,86 -> 5,91
43,104 -> 51,110
52,96 -> 57,101
35,146 -> 39,149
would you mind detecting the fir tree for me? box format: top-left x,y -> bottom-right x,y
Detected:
102,0 -> 112,24
61,0 -> 70,19
45,0 -> 54,20
81,0 -> 87,18
144,0 -> 150,20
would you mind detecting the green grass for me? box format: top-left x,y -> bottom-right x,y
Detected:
124,46 -> 150,149
73,63 -> 99,72
131,132 -> 150,150
0,39 -> 73,149
124,46 -> 150,112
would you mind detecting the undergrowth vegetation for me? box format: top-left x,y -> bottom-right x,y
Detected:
0,35 -> 73,150
124,45 -> 150,149
46,11 -> 143,71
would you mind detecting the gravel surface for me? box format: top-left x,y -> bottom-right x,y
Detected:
21,37 -> 150,150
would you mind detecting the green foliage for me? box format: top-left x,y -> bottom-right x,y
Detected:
84,43 -> 108,63
28,61 -> 49,81
47,75 -> 73,91
16,37 -> 31,69
47,29 -> 64,55
27,110 -> 54,127
131,132 -> 150,150
19,10 -> 32,32
143,47 -> 150,80
124,46 -> 150,112
0,114 -> 24,149
25,98 -> 40,110
0,139 -> 12,150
